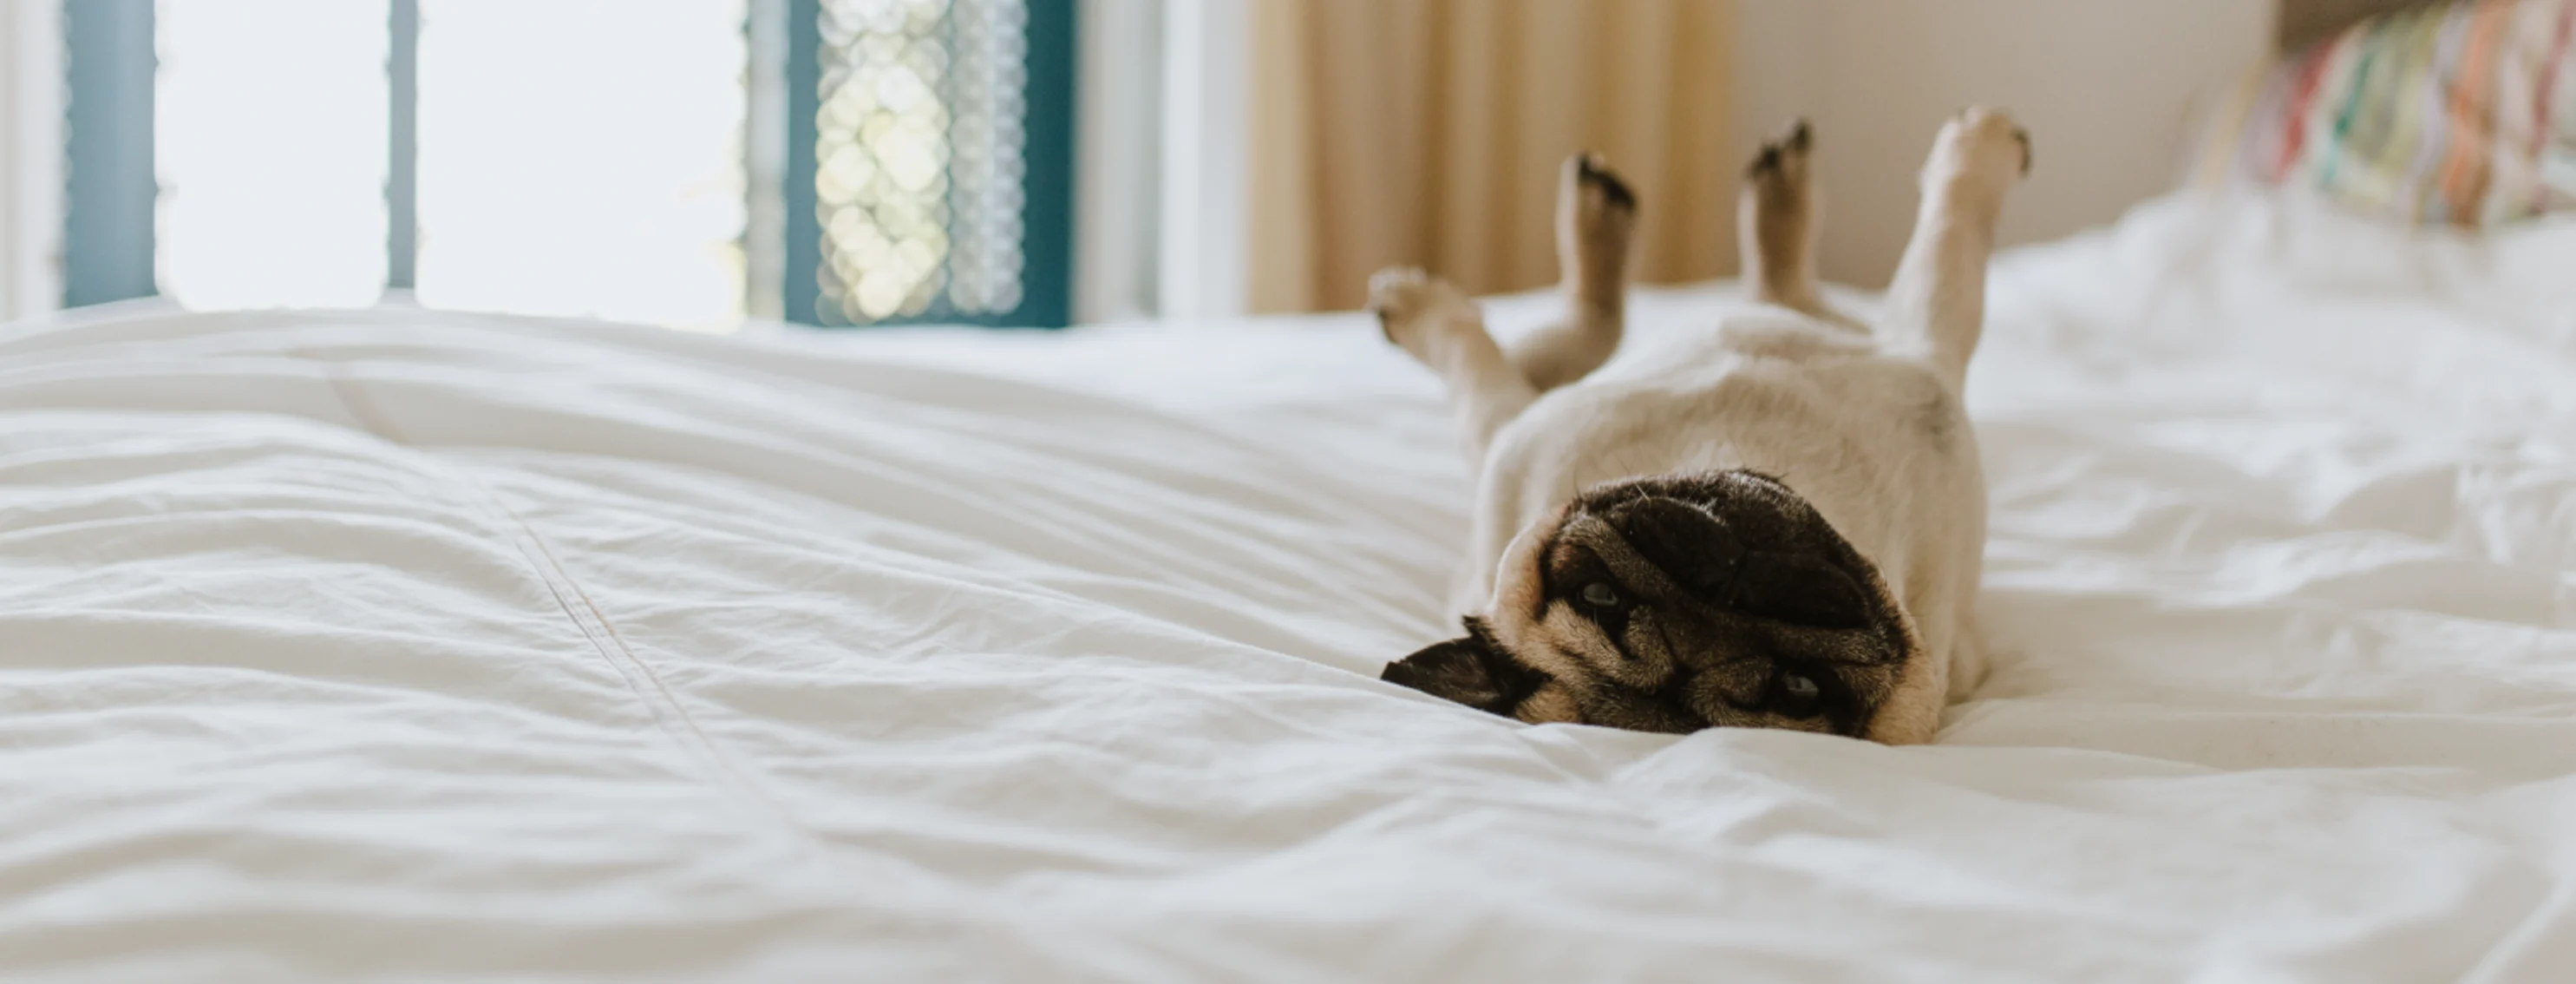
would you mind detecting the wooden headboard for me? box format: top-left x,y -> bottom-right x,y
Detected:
2276,0 -> 2439,50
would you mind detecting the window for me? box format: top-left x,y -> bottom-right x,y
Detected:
788,0 -> 1072,327
154,0 -> 388,311
415,0 -> 753,331
62,0 -> 1074,329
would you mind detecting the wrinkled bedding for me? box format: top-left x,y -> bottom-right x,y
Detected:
3,191 -> 2573,981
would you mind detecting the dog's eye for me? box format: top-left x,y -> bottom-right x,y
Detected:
1772,672 -> 1824,718
1579,582 -> 1622,607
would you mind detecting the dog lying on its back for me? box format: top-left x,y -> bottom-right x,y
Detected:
1373,110 -> 2030,745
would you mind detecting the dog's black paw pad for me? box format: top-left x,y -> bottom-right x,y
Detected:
1575,154 -> 1638,212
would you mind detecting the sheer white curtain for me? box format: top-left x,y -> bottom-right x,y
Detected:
1072,0 -> 1163,325
1073,0 -> 1258,326
1148,0 -> 1250,324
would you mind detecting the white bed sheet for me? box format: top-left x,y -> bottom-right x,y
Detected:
3,191 -> 2573,981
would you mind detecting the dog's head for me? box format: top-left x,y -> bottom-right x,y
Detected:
1383,469 -> 1942,744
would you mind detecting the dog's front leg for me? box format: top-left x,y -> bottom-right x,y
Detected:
1369,269 -> 1536,463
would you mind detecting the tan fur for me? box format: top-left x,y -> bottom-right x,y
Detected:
1373,111 -> 2030,745
1518,683 -> 1581,725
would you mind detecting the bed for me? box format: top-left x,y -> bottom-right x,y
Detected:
3,185 -> 2573,980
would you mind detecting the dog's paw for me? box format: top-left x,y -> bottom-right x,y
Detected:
1556,154 -> 1638,304
1743,117 -> 1813,184
1743,117 -> 1815,217
1367,266 -> 1477,364
1923,107 -> 2029,196
1561,153 -> 1638,239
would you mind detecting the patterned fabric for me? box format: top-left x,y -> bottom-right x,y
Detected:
2190,0 -> 2576,226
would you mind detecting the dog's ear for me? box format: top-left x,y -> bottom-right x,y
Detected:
1381,619 -> 1542,718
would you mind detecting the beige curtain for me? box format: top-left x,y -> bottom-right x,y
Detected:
1248,0 -> 1736,313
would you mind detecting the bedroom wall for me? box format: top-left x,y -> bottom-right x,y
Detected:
0,0 -> 64,319
1731,0 -> 2274,286
0,0 -> 14,318
1126,0 -> 2279,317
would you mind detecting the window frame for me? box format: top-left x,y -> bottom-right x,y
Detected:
62,0 -> 154,308
58,0 -> 1077,328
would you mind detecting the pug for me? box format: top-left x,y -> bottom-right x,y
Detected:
1372,110 -> 2030,745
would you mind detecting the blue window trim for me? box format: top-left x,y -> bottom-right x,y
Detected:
62,0 -> 155,307
782,0 -> 1076,329
784,1 -> 822,326
388,0 -> 420,291
1017,0 -> 1077,330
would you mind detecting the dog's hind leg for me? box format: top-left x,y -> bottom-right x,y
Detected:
1371,268 -> 1536,462
1738,119 -> 1844,325
1504,154 -> 1637,392
1881,108 -> 2030,385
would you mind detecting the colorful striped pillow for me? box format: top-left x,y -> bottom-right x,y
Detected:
2189,0 -> 2576,226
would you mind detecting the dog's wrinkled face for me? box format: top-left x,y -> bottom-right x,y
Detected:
1384,470 -> 1933,743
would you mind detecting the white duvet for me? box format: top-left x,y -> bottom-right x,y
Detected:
3,192 -> 2574,981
